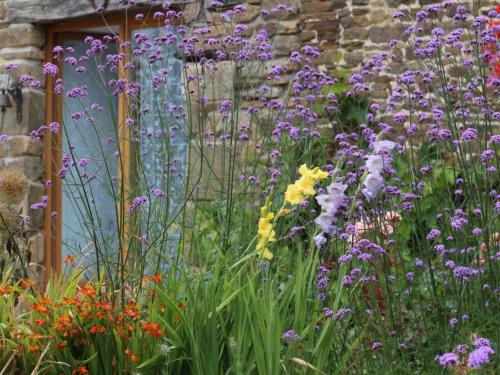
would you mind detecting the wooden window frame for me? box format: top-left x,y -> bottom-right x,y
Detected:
43,7 -> 181,284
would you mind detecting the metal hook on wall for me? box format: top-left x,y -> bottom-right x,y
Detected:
0,82 -> 23,124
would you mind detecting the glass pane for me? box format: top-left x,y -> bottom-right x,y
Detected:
132,26 -> 186,268
61,38 -> 119,271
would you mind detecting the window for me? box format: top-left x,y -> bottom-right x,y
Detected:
44,11 -> 186,280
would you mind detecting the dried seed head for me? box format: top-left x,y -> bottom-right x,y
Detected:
0,203 -> 18,233
0,169 -> 28,204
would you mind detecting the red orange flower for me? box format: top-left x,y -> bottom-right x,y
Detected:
64,255 -> 76,265
27,344 -> 41,353
80,285 -> 97,298
0,286 -> 13,296
89,325 -> 107,334
151,274 -> 163,284
125,348 -> 138,362
32,303 -> 50,315
56,341 -> 67,350
19,279 -> 34,290
72,367 -> 89,375
140,321 -> 162,338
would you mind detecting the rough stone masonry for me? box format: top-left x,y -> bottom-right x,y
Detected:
0,0 -> 495,281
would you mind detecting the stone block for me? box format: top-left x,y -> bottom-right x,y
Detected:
186,61 -> 235,102
277,20 -> 299,34
273,34 -> 300,57
352,8 -> 369,16
0,46 -> 44,61
235,5 -> 261,23
386,0 -> 416,7
340,41 -> 364,51
26,181 -> 44,229
340,16 -> 354,28
300,30 -> 316,43
332,0 -> 347,9
338,8 -> 350,18
353,0 -> 369,5
300,12 -> 338,24
241,85 -> 283,99
28,231 -> 44,265
0,23 -> 44,48
257,21 -> 278,36
0,2 -> 6,20
1,59 -> 45,86
0,156 -> 43,181
187,140 -> 248,201
5,0 -> 149,23
261,0 -> 299,18
369,24 -> 405,43
7,135 -> 43,156
343,27 -> 368,40
344,51 -> 364,65
318,31 -> 342,44
1,88 -> 45,136
301,2 -> 334,14
302,19 -> 340,33
240,61 -> 264,81
370,10 -> 388,24
181,2 -> 201,24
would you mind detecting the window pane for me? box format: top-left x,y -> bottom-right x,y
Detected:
61,38 -> 119,270
132,26 -> 186,268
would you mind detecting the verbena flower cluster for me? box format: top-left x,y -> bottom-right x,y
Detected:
0,0 -> 498,374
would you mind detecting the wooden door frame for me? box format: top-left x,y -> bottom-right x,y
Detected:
43,6 -> 182,284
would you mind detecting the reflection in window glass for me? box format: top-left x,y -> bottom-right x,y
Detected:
132,26 -> 187,270
61,38 -> 119,272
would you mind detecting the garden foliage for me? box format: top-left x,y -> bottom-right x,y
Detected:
0,1 -> 498,374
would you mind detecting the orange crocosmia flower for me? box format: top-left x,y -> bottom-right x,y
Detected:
56,341 -> 67,350
27,344 -> 41,352
89,325 -> 106,334
80,285 -> 96,298
99,302 -> 113,311
0,286 -> 13,296
71,367 -> 89,375
55,314 -> 72,333
63,255 -> 75,265
124,302 -> 139,320
63,297 -> 82,307
32,303 -> 50,315
34,319 -> 46,326
69,329 -> 79,336
29,333 -> 44,341
151,274 -> 162,284
177,303 -> 187,313
19,279 -> 34,289
141,321 -> 162,338
125,348 -> 138,362
39,296 -> 53,305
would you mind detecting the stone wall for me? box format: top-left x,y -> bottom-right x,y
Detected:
0,4 -> 47,281
0,0 -> 496,281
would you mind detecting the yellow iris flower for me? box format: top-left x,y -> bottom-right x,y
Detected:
284,164 -> 329,205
